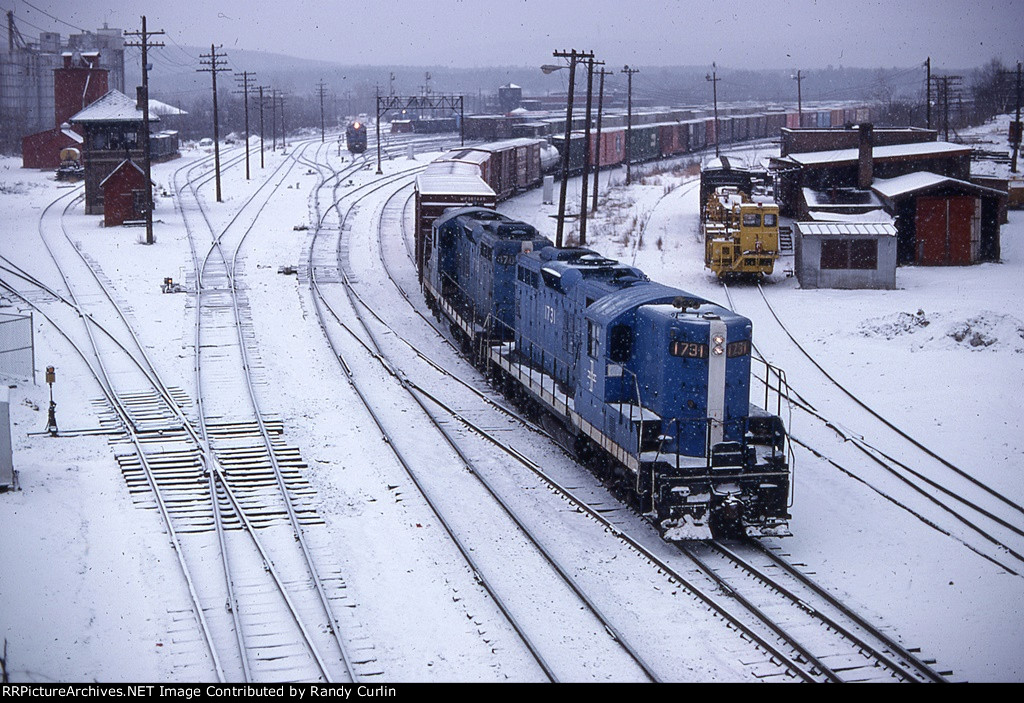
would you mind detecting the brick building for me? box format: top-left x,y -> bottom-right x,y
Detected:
20,52 -> 108,169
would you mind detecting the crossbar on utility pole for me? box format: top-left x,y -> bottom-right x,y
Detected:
234,70 -> 255,180
198,44 -> 229,202
124,16 -> 164,244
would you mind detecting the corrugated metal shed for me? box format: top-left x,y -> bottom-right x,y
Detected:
794,221 -> 898,289
798,222 -> 897,237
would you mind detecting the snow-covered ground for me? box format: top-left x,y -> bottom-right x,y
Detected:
1,119 -> 1022,682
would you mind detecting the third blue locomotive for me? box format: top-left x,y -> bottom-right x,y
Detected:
422,207 -> 791,540
346,121 -> 367,153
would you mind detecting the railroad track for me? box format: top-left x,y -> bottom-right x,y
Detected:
681,539 -> 947,682
174,136 -> 373,682
299,145 -> 947,682
5,140 -> 375,682
721,281 -> 1024,576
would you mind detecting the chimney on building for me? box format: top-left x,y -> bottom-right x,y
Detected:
858,122 -> 874,189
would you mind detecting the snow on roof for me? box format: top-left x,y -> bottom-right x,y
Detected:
802,187 -> 883,208
70,90 -> 158,124
60,126 -> 84,144
148,99 -> 187,117
807,209 -> 894,224
415,172 -> 496,197
871,171 -> 1006,199
797,221 -> 897,237
782,141 -> 969,167
424,160 -> 482,177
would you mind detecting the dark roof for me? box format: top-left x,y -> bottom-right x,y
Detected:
99,159 -> 146,187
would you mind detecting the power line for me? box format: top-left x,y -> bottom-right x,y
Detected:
20,0 -> 84,31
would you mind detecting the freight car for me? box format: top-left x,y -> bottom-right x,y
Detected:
346,121 -> 367,153
421,207 -> 791,540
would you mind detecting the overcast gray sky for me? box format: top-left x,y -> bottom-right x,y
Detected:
8,0 -> 1023,69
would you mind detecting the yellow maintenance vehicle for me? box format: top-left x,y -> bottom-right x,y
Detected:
701,160 -> 780,278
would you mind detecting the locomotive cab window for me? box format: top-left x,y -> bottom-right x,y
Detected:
609,324 -> 632,362
763,214 -> 778,227
587,321 -> 600,358
742,213 -> 761,227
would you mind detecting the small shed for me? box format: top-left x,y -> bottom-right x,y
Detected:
100,158 -> 149,226
872,172 -> 1004,265
795,221 -> 898,289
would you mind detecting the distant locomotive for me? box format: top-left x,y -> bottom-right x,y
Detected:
346,121 -> 367,153
701,158 -> 781,278
421,207 -> 791,540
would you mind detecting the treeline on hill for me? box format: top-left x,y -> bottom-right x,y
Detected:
1,58 -> 1018,154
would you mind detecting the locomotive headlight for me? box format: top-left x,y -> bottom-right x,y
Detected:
713,334 -> 725,345
713,346 -> 724,356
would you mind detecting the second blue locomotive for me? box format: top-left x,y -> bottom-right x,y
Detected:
422,207 -> 791,539
346,121 -> 367,153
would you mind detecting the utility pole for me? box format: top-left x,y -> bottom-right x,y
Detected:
792,69 -> 804,125
925,57 -> 931,129
376,86 -> 382,174
317,80 -> 327,143
931,74 -> 962,141
1012,62 -> 1021,173
389,71 -> 395,97
706,63 -> 720,157
124,16 -> 164,245
279,91 -> 287,149
591,67 -> 612,214
579,57 -> 598,245
198,45 -> 228,202
270,87 -> 277,150
623,64 -> 639,183
553,49 -> 592,247
257,85 -> 267,168
234,70 -> 255,180
1000,62 -> 1022,173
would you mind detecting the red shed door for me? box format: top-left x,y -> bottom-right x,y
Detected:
947,196 -> 975,264
915,197 -> 947,264
915,196 -> 976,265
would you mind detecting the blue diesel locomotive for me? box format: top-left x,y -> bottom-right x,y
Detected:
346,121 -> 367,153
422,207 -> 790,539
